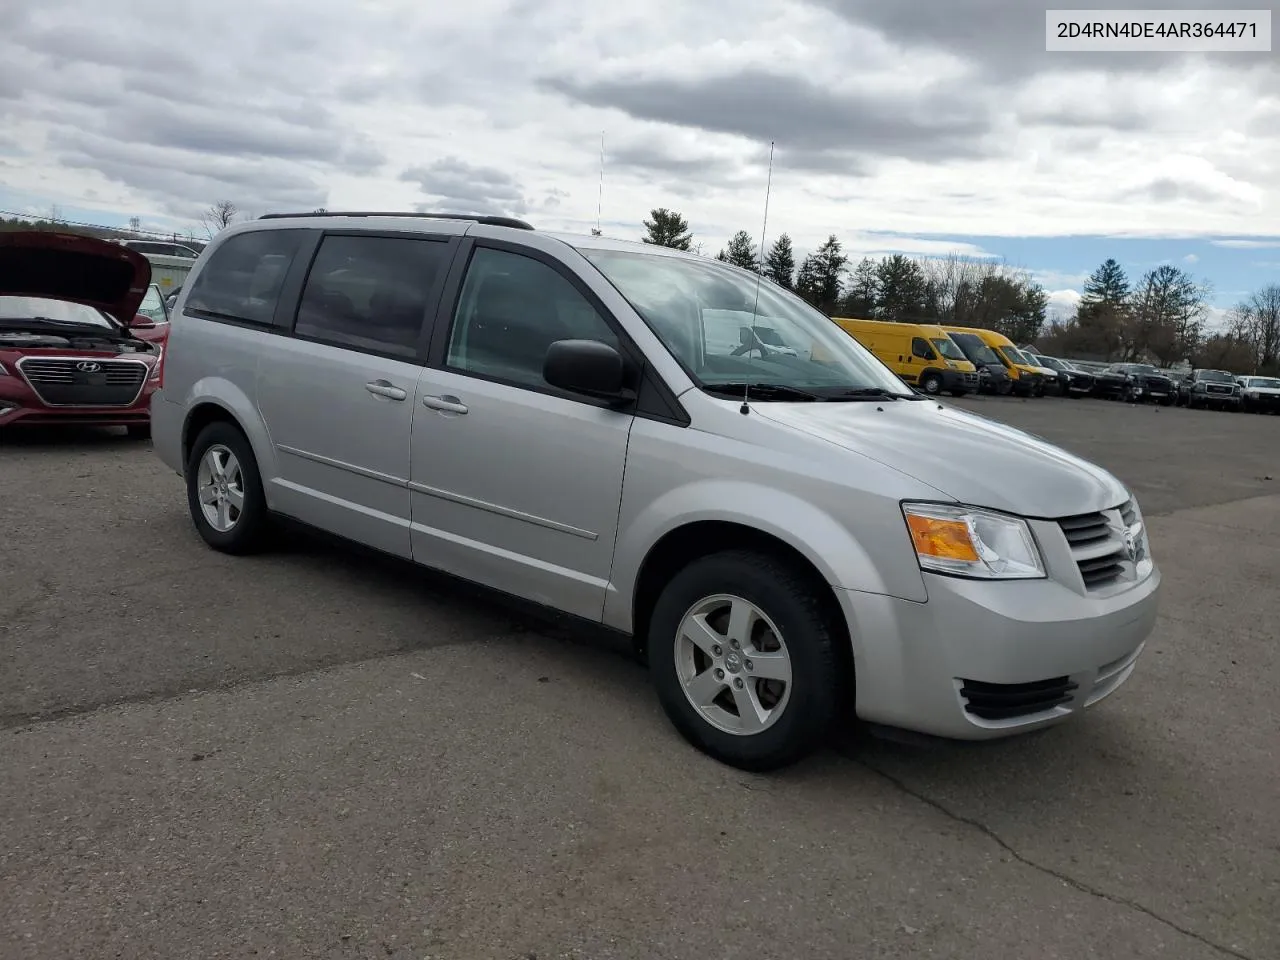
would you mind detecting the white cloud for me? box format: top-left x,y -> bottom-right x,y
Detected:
1183,253 -> 1199,263
1045,288 -> 1082,320
1212,239 -> 1280,249
0,0 -> 1275,261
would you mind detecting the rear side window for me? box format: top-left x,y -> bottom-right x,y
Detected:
294,234 -> 449,358
185,229 -> 306,326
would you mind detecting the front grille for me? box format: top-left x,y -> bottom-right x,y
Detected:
1058,500 -> 1143,592
1058,510 -> 1110,546
1205,384 -> 1232,395
1077,550 -> 1125,588
17,357 -> 148,407
960,676 -> 1078,720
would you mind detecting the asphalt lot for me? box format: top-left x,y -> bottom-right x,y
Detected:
2,395 -> 1277,960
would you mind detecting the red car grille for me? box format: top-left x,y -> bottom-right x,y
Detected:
17,357 -> 148,407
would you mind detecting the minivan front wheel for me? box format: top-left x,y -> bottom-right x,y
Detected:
648,550 -> 841,771
919,372 -> 943,395
186,422 -> 270,554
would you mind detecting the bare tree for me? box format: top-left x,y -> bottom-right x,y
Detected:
201,200 -> 240,238
1230,284 -> 1280,374
1126,265 -> 1208,364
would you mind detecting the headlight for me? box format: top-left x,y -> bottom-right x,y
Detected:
148,348 -> 163,380
0,360 -> 9,376
902,502 -> 1045,580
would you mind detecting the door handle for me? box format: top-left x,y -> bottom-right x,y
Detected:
365,379 -> 407,401
422,394 -> 468,415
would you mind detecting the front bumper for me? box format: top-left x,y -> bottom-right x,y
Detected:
838,565 -> 1161,739
1197,389 -> 1240,404
1011,371 -> 1043,395
1244,392 -> 1280,409
940,368 -> 979,393
0,377 -> 156,427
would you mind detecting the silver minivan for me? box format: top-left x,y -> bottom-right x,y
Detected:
151,213 -> 1161,770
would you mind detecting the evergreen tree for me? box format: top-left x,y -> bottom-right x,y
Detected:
875,254 -> 927,320
763,234 -> 795,289
641,208 -> 693,250
722,230 -> 759,270
795,235 -> 847,314
841,257 -> 879,316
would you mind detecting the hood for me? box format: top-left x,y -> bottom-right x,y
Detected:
753,400 -> 1127,518
0,231 -> 151,327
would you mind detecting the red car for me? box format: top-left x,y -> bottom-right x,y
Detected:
0,231 -> 166,438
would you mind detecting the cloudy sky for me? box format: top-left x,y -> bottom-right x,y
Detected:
1,0 -> 1276,320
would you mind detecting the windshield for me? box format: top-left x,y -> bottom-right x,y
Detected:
0,296 -> 114,329
1131,364 -> 1160,375
1198,370 -> 1235,382
1037,356 -> 1064,370
580,249 -> 912,396
1247,377 -> 1280,388
137,286 -> 167,322
998,346 -> 1028,366
948,332 -> 1000,365
930,337 -> 966,361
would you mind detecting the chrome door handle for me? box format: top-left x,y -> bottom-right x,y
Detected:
422,394 -> 468,414
365,379 -> 407,401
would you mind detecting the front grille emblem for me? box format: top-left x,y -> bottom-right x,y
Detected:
75,361 -> 102,373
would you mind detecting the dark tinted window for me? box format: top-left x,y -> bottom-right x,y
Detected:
295,235 -> 447,357
186,229 -> 306,326
911,336 -> 934,360
446,246 -> 617,389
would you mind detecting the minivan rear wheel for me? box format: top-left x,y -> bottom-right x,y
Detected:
647,550 -> 841,771
186,421 -> 271,554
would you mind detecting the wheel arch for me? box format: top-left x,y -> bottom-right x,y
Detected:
625,520 -> 854,690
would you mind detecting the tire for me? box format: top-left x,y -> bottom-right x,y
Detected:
996,379 -> 1013,396
127,423 -> 151,440
919,372 -> 943,396
647,550 -> 843,772
185,421 -> 272,554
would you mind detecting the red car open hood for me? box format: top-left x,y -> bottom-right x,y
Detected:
0,231 -> 152,327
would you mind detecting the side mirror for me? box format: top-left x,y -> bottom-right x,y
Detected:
544,339 -> 632,401
131,314 -> 157,329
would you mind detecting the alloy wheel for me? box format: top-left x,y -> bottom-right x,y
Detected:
674,594 -> 793,736
196,443 -> 245,533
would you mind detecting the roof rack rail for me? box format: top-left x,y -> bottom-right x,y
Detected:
256,211 -> 535,230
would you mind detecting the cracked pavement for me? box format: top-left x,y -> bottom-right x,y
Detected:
1,397 -> 1277,959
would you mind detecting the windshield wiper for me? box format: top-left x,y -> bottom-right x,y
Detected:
824,387 -> 926,401
703,382 -> 824,402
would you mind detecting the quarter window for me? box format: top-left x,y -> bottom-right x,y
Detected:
185,229 -> 306,327
295,235 -> 449,357
446,246 -> 618,389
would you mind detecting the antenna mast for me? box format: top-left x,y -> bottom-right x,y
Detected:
742,140 -> 776,415
594,131 -> 604,236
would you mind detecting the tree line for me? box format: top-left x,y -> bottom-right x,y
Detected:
1040,257 -> 1279,374
641,207 -> 1278,374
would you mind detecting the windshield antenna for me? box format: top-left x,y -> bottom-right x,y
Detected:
742,139 -> 775,415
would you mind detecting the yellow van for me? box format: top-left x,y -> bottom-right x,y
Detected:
831,318 -> 980,397
940,325 -> 1045,397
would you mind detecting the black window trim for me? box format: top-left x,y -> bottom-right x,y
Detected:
182,227 -> 321,333
911,336 -> 935,360
283,229 -> 461,364
425,237 -> 690,425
